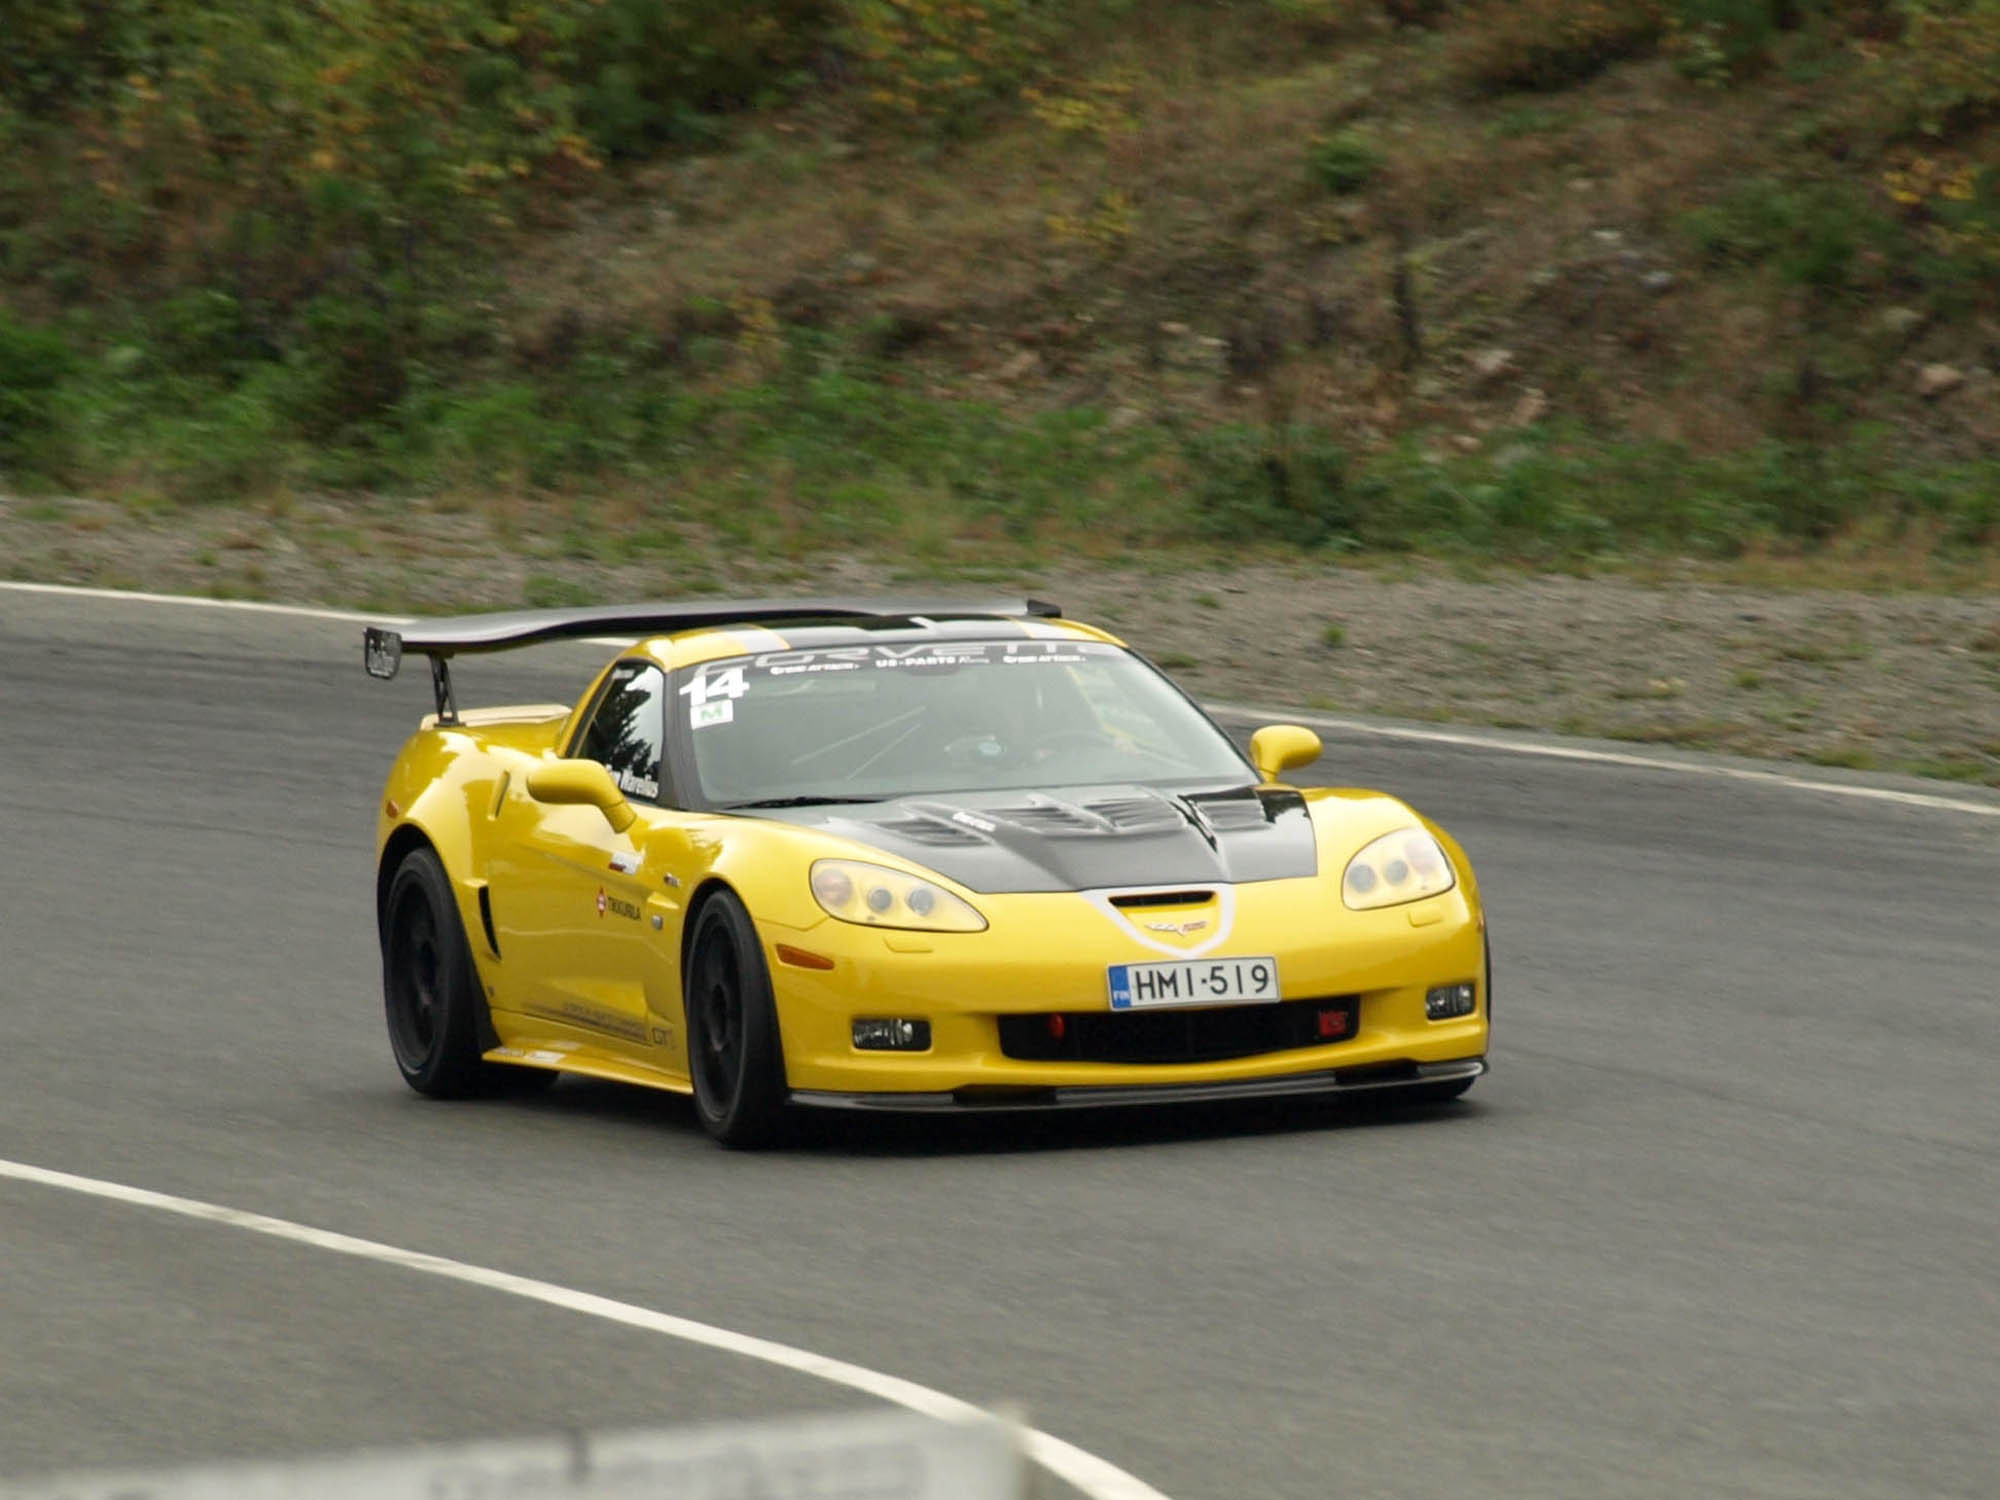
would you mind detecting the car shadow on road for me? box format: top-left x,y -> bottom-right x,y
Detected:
787,1094 -> 1487,1158
500,1077 -> 1488,1158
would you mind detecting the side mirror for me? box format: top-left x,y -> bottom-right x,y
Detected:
1249,724 -> 1322,783
526,759 -> 636,833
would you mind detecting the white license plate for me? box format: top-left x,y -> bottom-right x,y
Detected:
1107,956 -> 1280,1010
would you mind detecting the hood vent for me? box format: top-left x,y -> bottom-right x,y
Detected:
1082,795 -> 1187,833
986,792 -> 1191,837
1186,792 -> 1277,831
988,800 -> 1106,835
873,816 -> 987,848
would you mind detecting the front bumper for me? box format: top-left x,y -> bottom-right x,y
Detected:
791,1056 -> 1485,1112
763,877 -> 1488,1097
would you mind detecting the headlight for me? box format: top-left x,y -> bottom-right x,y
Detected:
1342,829 -> 1455,910
809,859 -> 988,932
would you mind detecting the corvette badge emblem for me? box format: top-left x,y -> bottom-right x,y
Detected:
1144,918 -> 1209,936
595,888 -> 607,918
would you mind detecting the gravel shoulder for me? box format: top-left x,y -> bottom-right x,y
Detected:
5,493 -> 1998,785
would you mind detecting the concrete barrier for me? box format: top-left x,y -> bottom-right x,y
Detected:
0,1407 -> 1023,1500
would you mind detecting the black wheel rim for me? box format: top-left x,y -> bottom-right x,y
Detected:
690,924 -> 744,1112
386,888 -> 442,1071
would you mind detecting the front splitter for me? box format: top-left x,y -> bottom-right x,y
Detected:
789,1057 -> 1485,1113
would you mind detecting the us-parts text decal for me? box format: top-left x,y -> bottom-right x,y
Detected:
683,639 -> 1110,698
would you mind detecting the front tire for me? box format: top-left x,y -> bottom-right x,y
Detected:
684,891 -> 788,1148
382,846 -> 549,1098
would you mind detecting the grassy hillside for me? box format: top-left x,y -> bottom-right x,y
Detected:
2,0 -> 1997,573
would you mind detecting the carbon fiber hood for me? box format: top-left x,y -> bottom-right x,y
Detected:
761,784 -> 1317,893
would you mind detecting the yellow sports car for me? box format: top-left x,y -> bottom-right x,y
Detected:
365,599 -> 1487,1146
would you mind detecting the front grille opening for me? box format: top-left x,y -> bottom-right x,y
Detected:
999,997 -> 1360,1065
1108,890 -> 1214,909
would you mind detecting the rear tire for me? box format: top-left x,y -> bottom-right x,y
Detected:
382,846 -> 551,1098
684,891 -> 788,1149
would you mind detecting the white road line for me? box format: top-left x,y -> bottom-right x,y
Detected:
0,581 -> 627,649
0,579 -> 392,624
1207,702 -> 2000,819
0,1156 -> 1168,1500
6,580 -> 1996,820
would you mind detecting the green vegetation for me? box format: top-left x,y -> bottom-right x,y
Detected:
0,0 -> 1996,571
1309,130 -> 1385,195
0,310 -> 74,476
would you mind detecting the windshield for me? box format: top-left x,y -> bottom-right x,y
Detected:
680,639 -> 1251,806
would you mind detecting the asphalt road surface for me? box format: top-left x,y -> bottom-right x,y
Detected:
3,587 -> 1997,1499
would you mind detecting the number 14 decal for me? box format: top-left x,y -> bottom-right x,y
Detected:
678,665 -> 747,707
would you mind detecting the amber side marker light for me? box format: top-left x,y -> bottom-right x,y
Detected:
775,943 -> 836,971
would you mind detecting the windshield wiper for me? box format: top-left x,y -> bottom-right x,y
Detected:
721,794 -> 890,809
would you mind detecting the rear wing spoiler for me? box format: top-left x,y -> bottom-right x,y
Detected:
362,597 -> 1062,723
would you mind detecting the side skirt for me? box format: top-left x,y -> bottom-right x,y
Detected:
481,1041 -> 693,1096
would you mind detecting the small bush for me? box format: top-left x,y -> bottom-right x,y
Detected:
1679,177 -> 1891,291
1459,455 -> 1618,555
0,0 -> 158,113
1667,0 -> 1796,82
0,310 -> 75,477
1187,423 -> 1359,548
155,367 -> 294,501
1881,156 -> 2000,314
574,0 -> 835,157
1876,0 -> 2000,140
1745,441 -> 1869,539
1454,0 -> 1668,93
285,292 -> 411,441
842,0 -> 1052,136
1938,477 -> 2000,548
1308,131 -> 1385,194
154,290 -> 264,380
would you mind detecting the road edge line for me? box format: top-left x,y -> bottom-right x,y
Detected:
7,580 -> 1995,820
1208,701 -> 2000,819
0,1156 -> 1170,1500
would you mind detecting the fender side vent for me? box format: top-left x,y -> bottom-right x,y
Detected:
477,886 -> 502,958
